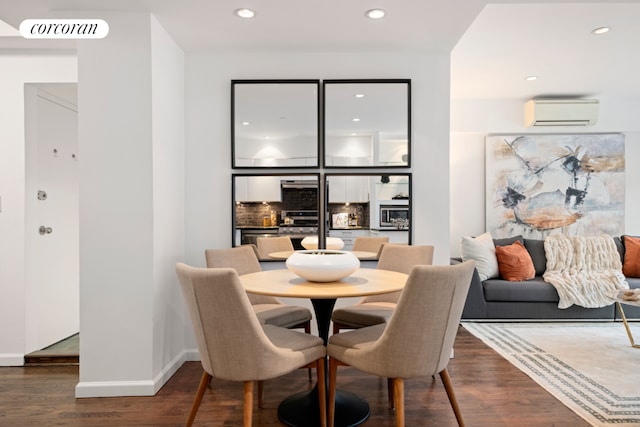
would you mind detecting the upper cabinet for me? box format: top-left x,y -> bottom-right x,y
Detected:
323,80 -> 411,168
235,175 -> 282,202
327,175 -> 369,203
232,80 -> 320,168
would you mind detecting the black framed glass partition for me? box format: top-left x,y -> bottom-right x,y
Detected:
232,80 -> 320,168
233,174 -> 321,258
323,80 -> 411,168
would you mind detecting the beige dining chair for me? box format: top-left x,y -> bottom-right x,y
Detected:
327,261 -> 475,427
352,236 -> 389,257
204,245 -> 312,332
256,236 -> 294,260
331,244 -> 434,334
175,263 -> 327,427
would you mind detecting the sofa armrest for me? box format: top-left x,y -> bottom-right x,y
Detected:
451,258 -> 487,319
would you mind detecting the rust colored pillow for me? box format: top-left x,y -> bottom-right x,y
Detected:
623,236 -> 640,278
495,240 -> 535,282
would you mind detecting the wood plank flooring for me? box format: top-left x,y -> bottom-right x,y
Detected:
0,327 -> 590,426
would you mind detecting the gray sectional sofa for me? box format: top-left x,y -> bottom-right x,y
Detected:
453,236 -> 640,320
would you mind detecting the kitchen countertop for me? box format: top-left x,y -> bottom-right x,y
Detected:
329,226 -> 369,230
370,228 -> 409,231
236,225 -> 279,230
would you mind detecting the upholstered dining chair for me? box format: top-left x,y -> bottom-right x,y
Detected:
331,244 -> 434,334
256,236 -> 294,260
204,245 -> 312,332
352,236 -> 389,257
175,264 -> 327,427
327,261 -> 475,427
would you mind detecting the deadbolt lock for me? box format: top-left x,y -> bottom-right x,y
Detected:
37,190 -> 47,201
39,226 -> 53,235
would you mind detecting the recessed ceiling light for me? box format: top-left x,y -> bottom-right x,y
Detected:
525,76 -> 538,81
366,9 -> 385,19
592,26 -> 610,35
241,121 -> 250,126
235,8 -> 255,19
354,93 -> 365,98
352,118 -> 361,122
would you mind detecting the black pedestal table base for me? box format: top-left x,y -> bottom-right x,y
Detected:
278,386 -> 369,427
277,298 -> 370,427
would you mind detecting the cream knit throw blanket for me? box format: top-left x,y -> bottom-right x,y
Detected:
543,234 -> 629,309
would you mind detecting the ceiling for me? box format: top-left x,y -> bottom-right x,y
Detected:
0,0 -> 639,101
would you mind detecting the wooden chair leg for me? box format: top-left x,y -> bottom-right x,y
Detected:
257,381 -> 264,409
243,381 -> 253,427
440,368 -> 465,427
305,321 -> 313,381
328,357 -> 338,427
387,378 -> 394,409
317,358 -> 327,427
392,378 -> 404,427
186,371 -> 212,427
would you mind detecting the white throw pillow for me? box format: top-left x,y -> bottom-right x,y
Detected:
460,232 -> 499,281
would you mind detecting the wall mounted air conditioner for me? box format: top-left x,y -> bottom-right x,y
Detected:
524,99 -> 599,127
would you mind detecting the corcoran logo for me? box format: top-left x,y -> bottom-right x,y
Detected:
19,19 -> 109,39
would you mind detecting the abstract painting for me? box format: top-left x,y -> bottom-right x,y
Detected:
485,134 -> 625,238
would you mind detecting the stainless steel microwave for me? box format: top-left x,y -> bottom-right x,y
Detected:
379,204 -> 409,228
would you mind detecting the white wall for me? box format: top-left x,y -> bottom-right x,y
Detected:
450,97 -> 640,257
0,54 -> 77,366
150,15 -> 187,385
75,12 -> 185,397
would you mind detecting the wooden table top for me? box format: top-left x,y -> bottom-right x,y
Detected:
239,268 -> 407,299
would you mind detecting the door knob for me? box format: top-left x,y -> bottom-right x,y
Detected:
39,226 -> 53,235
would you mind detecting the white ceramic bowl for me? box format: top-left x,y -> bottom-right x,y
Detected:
286,250 -> 360,282
300,236 -> 345,250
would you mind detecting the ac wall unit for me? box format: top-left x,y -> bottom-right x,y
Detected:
524,99 -> 599,127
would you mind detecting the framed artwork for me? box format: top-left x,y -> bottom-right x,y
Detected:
485,133 -> 625,238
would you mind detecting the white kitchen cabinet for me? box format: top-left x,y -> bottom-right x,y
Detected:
235,176 -> 281,202
369,229 -> 409,245
329,228 -> 370,251
328,175 -> 369,203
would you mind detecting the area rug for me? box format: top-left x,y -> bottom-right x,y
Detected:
462,322 -> 640,426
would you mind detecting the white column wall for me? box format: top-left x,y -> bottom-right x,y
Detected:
0,54 -> 76,366
76,12 -> 185,397
150,15 -> 187,382
450,97 -> 640,257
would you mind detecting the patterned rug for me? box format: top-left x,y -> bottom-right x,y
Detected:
462,322 -> 640,426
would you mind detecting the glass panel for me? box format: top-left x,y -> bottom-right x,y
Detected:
326,174 -> 411,256
324,80 -> 410,168
232,80 -> 319,168
233,174 -> 320,259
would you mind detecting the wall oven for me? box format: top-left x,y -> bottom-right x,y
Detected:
377,201 -> 409,228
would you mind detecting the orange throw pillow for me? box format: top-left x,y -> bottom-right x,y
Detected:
623,236 -> 640,278
495,240 -> 535,282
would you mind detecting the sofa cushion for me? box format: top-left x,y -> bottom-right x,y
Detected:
461,232 -> 499,281
622,235 -> 640,278
495,241 -> 535,281
614,236 -> 625,264
483,277 -> 559,302
524,239 -> 547,276
493,235 -> 524,247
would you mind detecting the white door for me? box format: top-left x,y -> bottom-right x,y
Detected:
24,85 -> 79,354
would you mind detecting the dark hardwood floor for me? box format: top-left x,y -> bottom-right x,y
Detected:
0,327 -> 590,426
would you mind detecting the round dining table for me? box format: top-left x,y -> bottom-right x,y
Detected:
239,268 -> 408,427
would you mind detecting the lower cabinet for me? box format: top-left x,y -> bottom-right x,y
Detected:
329,229 -> 370,251
369,229 -> 409,245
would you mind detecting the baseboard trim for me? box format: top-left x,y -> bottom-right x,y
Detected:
0,353 -> 25,366
75,350 -> 198,398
